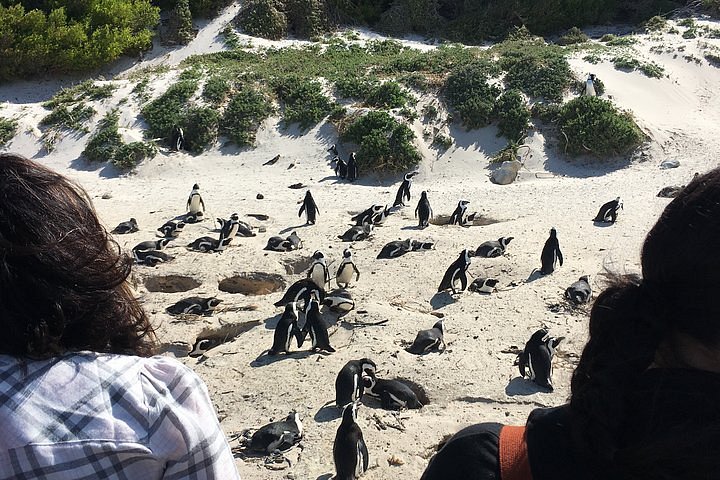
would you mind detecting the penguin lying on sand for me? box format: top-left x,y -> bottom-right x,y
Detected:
475,237 -> 513,258
187,234 -> 226,253
333,402 -> 368,480
158,220 -> 185,238
323,289 -> 355,313
376,239 -> 413,259
166,297 -> 222,316
411,240 -> 434,251
468,277 -> 499,294
339,223 -> 373,242
406,320 -> 445,354
438,249 -> 472,294
335,359 -> 377,407
564,275 -> 592,304
351,205 -> 389,226
363,372 -> 423,410
517,329 -> 564,391
133,249 -> 174,266
248,411 -> 303,454
265,232 -> 303,252
111,218 -> 138,234
133,238 -> 171,254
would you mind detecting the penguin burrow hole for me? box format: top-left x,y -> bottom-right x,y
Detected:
218,272 -> 287,295
429,213 -> 500,227
143,275 -> 202,293
281,256 -> 315,275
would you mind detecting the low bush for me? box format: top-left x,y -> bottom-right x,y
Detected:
221,87 -> 274,146
603,35 -> 637,46
558,96 -> 644,156
444,61 -> 501,129
495,89 -> 530,141
273,76 -> 335,128
112,142 -> 157,171
236,0 -> 287,40
44,81 -> 116,109
0,117 -> 18,147
530,102 -> 561,122
203,76 -> 232,104
703,0 -> 720,16
181,107 -> 220,154
645,15 -> 667,32
40,104 -> 96,133
83,110 -> 123,163
366,81 -> 413,108
557,27 -> 589,45
335,77 -> 380,100
500,42 -> 572,102
341,110 -> 421,173
141,80 -> 198,143
612,55 -> 665,78
285,0 -> 331,38
432,133 -> 452,150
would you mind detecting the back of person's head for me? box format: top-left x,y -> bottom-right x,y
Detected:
570,167 -> 720,479
0,153 -> 155,358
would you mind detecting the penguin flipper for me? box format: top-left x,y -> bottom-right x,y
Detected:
298,203 -> 305,218
557,249 -> 564,266
460,273 -> 467,292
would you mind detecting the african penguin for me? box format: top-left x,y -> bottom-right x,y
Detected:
376,239 -> 413,259
393,171 -> 418,207
564,275 -> 592,305
301,291 -> 335,353
248,411 -> 303,454
217,213 -> 240,246
166,297 -> 222,316
336,249 -> 360,288
585,73 -> 596,97
411,240 -> 434,251
437,249 -> 472,294
265,232 -> 302,252
274,278 -> 325,310
133,249 -> 174,267
334,156 -> 348,179
111,218 -> 138,234
593,197 -> 623,224
328,144 -> 339,156
307,250 -> 330,289
323,289 -> 355,313
158,220 -> 185,238
186,183 -> 205,217
475,237 -> 513,258
335,359 -> 377,408
351,205 -> 384,226
299,190 -> 320,225
132,238 -> 171,253
449,200 -> 470,226
540,227 -> 563,275
187,235 -> 225,253
468,277 -> 500,294
517,329 -> 563,391
333,402 -> 369,480
235,219 -> 255,237
172,125 -> 185,151
406,320 -> 445,355
339,223 -> 373,242
415,191 -> 433,229
269,302 -> 304,355
363,371 -> 423,410
347,152 -> 358,182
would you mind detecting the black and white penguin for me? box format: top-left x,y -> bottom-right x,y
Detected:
182,212 -> 202,224
406,320 -> 445,355
132,237 -> 171,253
338,223 -> 373,242
166,297 -> 222,316
235,219 -> 255,237
449,200 -> 470,226
171,125 -> 185,151
248,411 -> 303,454
111,218 -> 138,234
411,240 -> 434,251
468,277 -> 500,294
336,249 -> 360,288
475,237 -> 514,258
393,171 -> 418,207
437,249 -> 472,294
274,278 -> 325,309
376,238 -> 413,259
186,183 -> 205,218
307,250 -> 330,289
157,220 -> 185,238
585,73 -> 596,97
415,191 -> 433,228
347,152 -> 358,182
564,275 -> 592,305
302,291 -> 335,353
370,205 -> 390,225
323,289 -> 355,313
217,213 -> 240,246
335,358 -> 377,407
269,302 -> 304,355
593,197 -> 623,224
288,231 -> 303,250
265,232 -> 302,252
363,372 -> 423,410
187,234 -> 225,253
540,227 -> 563,275
333,402 -> 369,480
333,156 -> 348,179
299,190 -> 320,225
133,249 -> 174,266
328,144 -> 339,156
517,329 -> 564,391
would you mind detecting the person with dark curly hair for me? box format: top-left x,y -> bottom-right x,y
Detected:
0,153 -> 240,479
421,167 -> 720,480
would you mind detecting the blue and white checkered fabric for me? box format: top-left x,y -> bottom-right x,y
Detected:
0,352 -> 240,479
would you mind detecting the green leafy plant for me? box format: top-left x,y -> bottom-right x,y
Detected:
444,61 -> 500,129
167,0 -> 195,45
530,102 -> 561,122
140,80 -> 198,143
432,133 -> 452,150
557,27 -> 589,45
495,89 -> 530,141
236,0 -> 287,40
366,81 -> 412,108
273,76 -> 334,129
83,110 -> 123,163
43,81 -> 116,109
181,106 -> 220,154
335,77 -> 380,100
500,42 -> 572,102
645,15 -> 667,32
40,104 -> 95,133
558,96 -> 644,156
203,76 -> 232,104
221,87 -> 274,146
0,117 -> 18,147
340,110 -> 421,173
112,142 -> 157,171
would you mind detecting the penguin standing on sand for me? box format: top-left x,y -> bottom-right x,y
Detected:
415,191 -> 432,228
333,402 -> 369,480
172,125 -> 185,151
186,184 -> 205,218
585,73 -> 597,97
406,320 -> 445,354
517,329 -> 564,391
333,156 -> 348,179
593,197 -> 623,224
307,250 -> 330,289
438,249 -> 472,294
565,275 -> 592,305
335,359 -> 377,408
299,191 -> 320,225
347,152 -> 358,182
336,249 -> 360,288
218,213 -> 240,246
393,172 -> 418,207
302,291 -> 335,353
540,227 -> 563,275
449,200 -> 470,226
269,302 -> 304,355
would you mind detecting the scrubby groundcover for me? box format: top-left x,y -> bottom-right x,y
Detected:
0,117 -> 18,147
83,110 -> 123,163
444,61 -> 500,129
558,96 -> 644,156
221,87 -> 275,146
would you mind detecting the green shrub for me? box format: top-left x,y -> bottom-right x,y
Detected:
399,72 -> 430,92
495,89 -> 530,141
221,24 -> 241,49
188,0 -> 235,17
0,117 -> 18,147
83,110 -> 123,163
645,15 -> 667,32
612,55 -> 665,78
273,76 -> 334,129
221,87 -> 274,146
366,81 -> 412,108
341,110 -> 421,173
140,80 -> 198,143
558,96 -> 644,156
444,61 -> 500,129
432,133 -> 452,150
557,27 -> 589,45
335,77 -> 379,100
181,106 -> 220,153
604,35 -> 637,46
677,18 -> 695,27
167,0 -> 195,45
44,81 -> 116,109
501,43 -> 572,102
530,102 -> 561,122
203,76 -> 231,104
285,0 -> 331,38
236,0 -> 287,40
40,104 -> 96,133
112,142 -> 157,171
682,27 -> 698,39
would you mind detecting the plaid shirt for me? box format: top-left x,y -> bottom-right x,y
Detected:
0,352 -> 240,480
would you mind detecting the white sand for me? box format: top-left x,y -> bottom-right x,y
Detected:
1,9 -> 719,479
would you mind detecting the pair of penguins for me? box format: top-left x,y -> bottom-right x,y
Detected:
391,171 -> 435,230
329,146 -> 359,182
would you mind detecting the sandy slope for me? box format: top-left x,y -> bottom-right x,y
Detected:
1,7 -> 720,479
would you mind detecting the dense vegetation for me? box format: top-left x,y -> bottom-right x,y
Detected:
0,117 -> 17,147
272,76 -> 336,129
140,79 -> 198,143
444,61 -> 500,129
221,86 -> 275,146
0,1 -> 159,80
82,109 -> 157,170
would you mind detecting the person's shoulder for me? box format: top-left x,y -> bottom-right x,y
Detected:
421,422 -> 503,480
137,355 -> 206,394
